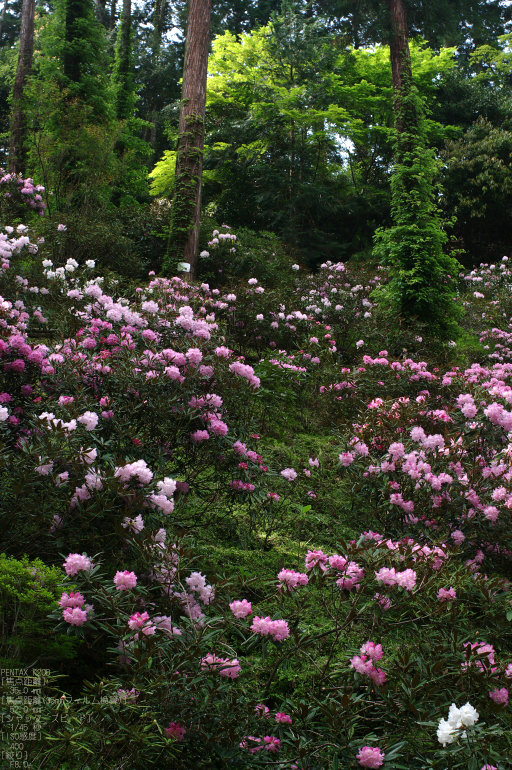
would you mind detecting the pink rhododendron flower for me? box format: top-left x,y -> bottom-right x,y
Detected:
77,411 -> 99,430
215,346 -> 231,358
360,641 -> 383,661
63,553 -> 92,576
59,591 -> 85,609
278,569 -> 309,589
275,712 -> 292,724
113,571 -> 137,591
305,549 -> 329,571
128,611 -> 156,635
219,659 -> 241,678
375,567 -> 416,591
336,561 -> 364,591
489,687 -> 509,705
451,530 -> 466,545
280,468 -> 297,481
186,347 -> 203,365
191,429 -> 209,442
438,587 -> 456,602
339,452 -> 355,466
63,607 -> 88,626
201,654 -> 241,678
350,654 -> 387,685
484,506 -> 499,522
250,616 -> 290,641
165,722 -> 186,741
357,746 -> 385,767
209,418 -> 229,436
229,599 -> 253,618
375,593 -> 392,610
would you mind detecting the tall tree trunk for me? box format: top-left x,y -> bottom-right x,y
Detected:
147,0 -> 168,162
0,1 -> 9,40
94,0 -> 109,26
387,0 -> 417,141
9,0 -> 35,175
110,0 -> 117,28
165,0 -> 212,278
114,0 -> 132,120
152,0 -> 167,58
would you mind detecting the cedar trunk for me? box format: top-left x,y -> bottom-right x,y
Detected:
166,0 -> 212,278
0,2 -> 9,40
9,0 -> 36,175
387,0 -> 416,138
115,0 -> 132,120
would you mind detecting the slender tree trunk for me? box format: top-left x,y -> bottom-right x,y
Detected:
94,0 -> 109,26
0,1 -> 9,40
152,0 -> 167,57
165,0 -> 212,278
387,0 -> 417,139
147,0 -> 167,158
110,0 -> 116,29
114,0 -> 132,120
9,0 -> 35,174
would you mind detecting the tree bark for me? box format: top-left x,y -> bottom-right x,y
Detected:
9,0 -> 35,174
165,0 -> 212,279
114,0 -> 132,119
94,0 -> 109,26
152,0 -> 167,58
387,0 -> 416,137
0,1 -> 9,40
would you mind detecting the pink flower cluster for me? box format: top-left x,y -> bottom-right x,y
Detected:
350,641 -> 386,686
332,556 -> 365,591
277,569 -> 309,589
114,459 -> 153,485
165,722 -> 186,741
59,590 -> 85,608
357,746 -> 386,768
201,654 -> 241,679
113,571 -> 137,591
59,586 -> 92,625
63,607 -> 89,626
240,736 -> 280,753
463,641 -> 497,672
229,360 -> 260,389
438,586 -> 456,602
229,599 -> 253,618
305,549 -> 329,571
63,553 -> 92,576
489,687 -> 509,706
375,567 -> 416,591
250,616 -> 290,641
128,611 -> 156,636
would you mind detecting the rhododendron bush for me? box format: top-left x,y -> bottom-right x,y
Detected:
0,224 -> 511,768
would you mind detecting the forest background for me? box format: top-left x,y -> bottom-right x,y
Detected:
3,0 -> 512,272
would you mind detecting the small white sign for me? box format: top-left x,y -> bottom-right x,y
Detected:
178,262 -> 191,272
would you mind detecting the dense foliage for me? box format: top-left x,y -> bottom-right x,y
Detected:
2,2 -> 512,265
0,216 -> 512,768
